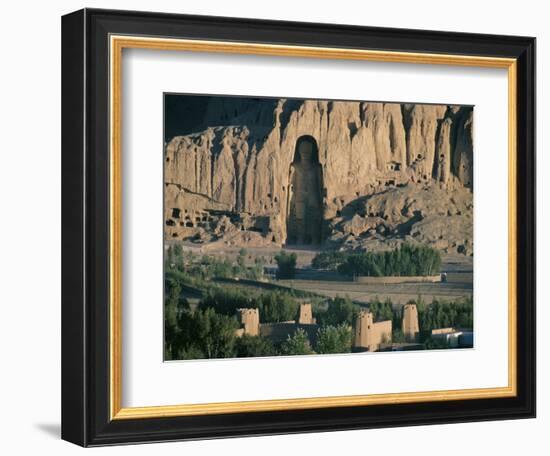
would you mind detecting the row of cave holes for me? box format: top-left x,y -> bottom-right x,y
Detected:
166,219 -> 211,229
166,208 -> 213,228
166,209 -> 269,232
167,219 -> 209,228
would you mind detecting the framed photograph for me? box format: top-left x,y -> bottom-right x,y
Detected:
61,8 -> 536,446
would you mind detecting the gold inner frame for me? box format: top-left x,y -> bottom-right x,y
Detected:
109,35 -> 518,420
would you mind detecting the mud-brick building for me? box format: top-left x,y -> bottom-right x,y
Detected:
353,310 -> 392,352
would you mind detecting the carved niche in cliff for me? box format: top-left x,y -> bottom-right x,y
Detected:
286,136 -> 324,245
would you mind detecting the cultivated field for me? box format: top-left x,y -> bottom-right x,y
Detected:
171,241 -> 473,306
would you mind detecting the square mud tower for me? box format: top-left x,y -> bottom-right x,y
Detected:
236,308 -> 260,336
353,310 -> 392,352
298,303 -> 315,324
402,303 -> 420,342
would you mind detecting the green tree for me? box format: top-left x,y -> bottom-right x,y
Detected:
199,287 -> 256,316
260,291 -> 299,323
315,324 -> 352,354
274,251 -> 297,279
416,296 -> 473,342
237,248 -> 247,268
173,244 -> 183,257
317,296 -> 359,326
235,335 -> 276,357
165,277 -> 181,329
177,345 -> 205,360
280,329 -> 314,355
311,251 -> 347,270
165,245 -> 175,268
177,308 -> 238,359
249,256 -> 265,280
368,297 -> 393,322
199,288 -> 300,323
164,244 -> 185,271
164,274 -> 191,360
392,329 -> 406,343
337,244 -> 442,277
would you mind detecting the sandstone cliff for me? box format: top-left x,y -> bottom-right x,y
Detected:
164,98 -> 473,254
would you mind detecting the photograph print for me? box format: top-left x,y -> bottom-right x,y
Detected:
163,94 -> 474,361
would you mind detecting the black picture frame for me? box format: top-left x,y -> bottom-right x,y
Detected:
62,8 -> 536,447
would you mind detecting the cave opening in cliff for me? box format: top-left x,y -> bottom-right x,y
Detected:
286,136 -> 324,246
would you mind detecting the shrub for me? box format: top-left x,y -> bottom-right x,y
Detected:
315,325 -> 352,354
176,345 -> 205,360
424,336 -> 450,350
235,335 -> 276,357
280,329 -> 314,355
311,251 -> 348,270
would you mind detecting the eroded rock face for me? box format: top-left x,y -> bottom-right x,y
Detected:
164,98 -> 473,254
329,183 -> 473,256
